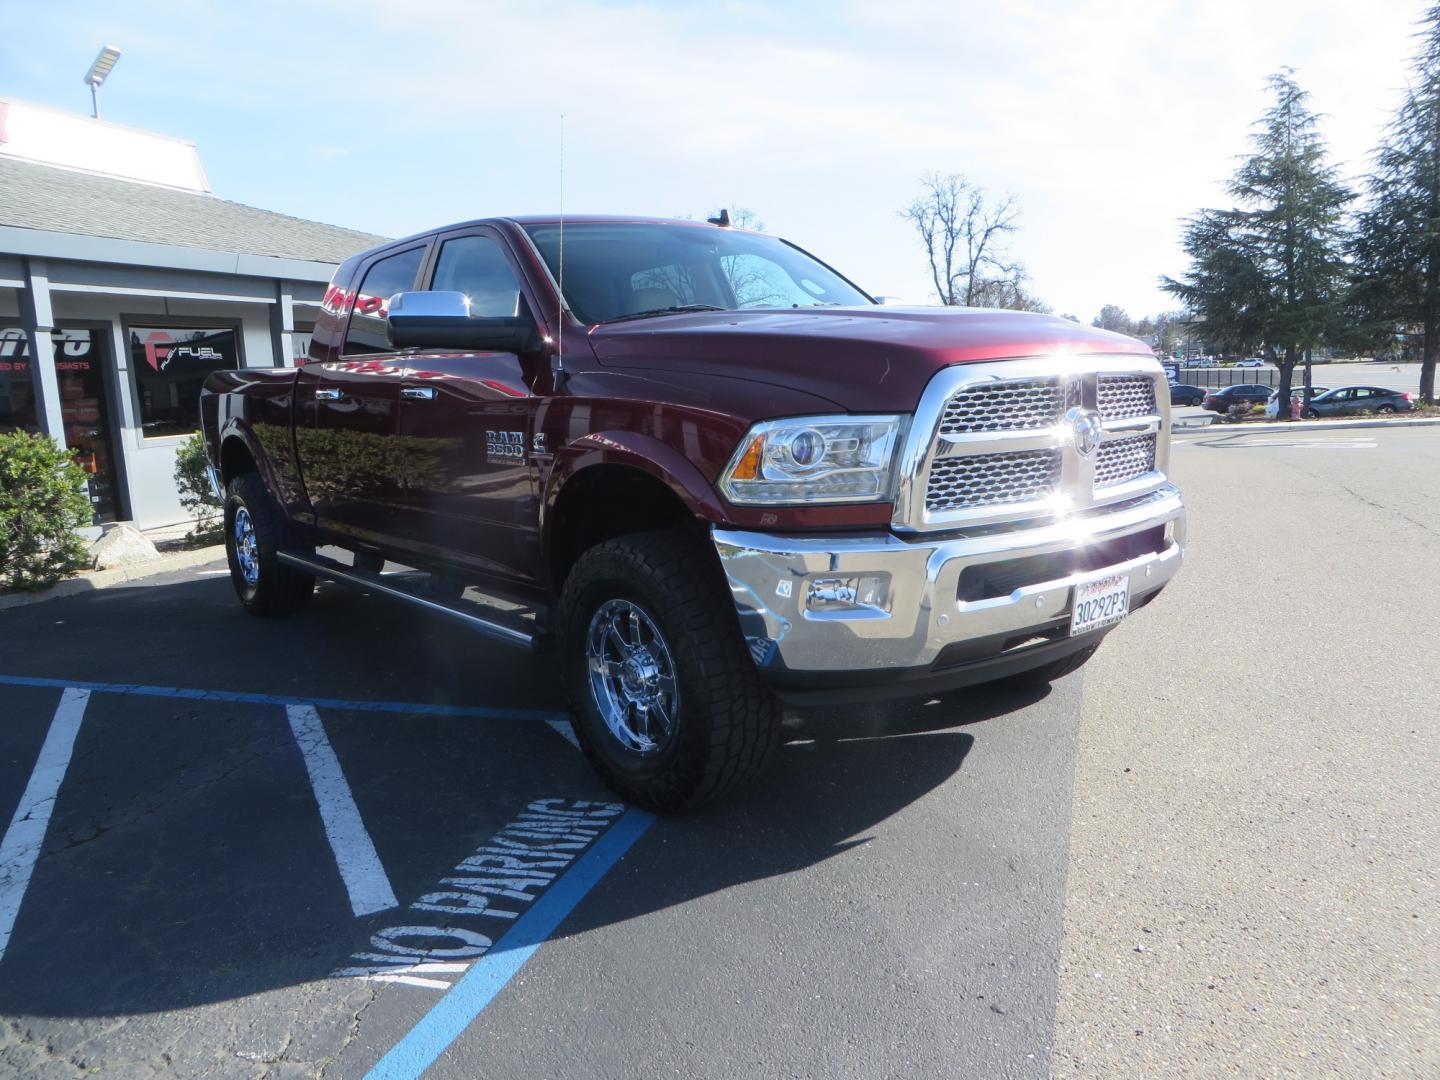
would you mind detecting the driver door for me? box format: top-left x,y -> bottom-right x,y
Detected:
388,229 -> 545,585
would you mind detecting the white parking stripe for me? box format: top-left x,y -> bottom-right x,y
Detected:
0,687 -> 90,962
285,704 -> 398,916
545,718 -> 580,750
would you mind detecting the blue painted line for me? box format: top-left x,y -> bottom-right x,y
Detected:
364,807 -> 656,1080
0,674 -> 565,722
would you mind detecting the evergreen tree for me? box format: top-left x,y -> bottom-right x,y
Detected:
1353,4 -> 1440,404
1164,70 -> 1352,416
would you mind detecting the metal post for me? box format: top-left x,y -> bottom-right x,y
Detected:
90,82 -> 98,119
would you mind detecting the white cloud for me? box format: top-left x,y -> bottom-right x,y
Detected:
5,0 -> 1423,320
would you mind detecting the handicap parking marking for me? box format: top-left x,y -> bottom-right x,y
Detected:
361,802 -> 655,1080
0,687 -> 90,963
286,704 -> 398,916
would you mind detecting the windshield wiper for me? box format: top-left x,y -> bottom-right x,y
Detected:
602,304 -> 729,324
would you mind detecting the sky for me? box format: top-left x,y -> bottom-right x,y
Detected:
0,0 -> 1427,321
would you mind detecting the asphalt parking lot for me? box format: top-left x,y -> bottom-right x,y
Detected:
0,423 -> 1436,1078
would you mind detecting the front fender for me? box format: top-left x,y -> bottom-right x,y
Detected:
544,431 -> 729,524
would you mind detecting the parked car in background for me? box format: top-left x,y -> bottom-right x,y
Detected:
1184,356 -> 1219,368
1168,383 -> 1206,406
1202,384 -> 1272,413
1235,358 -> 1267,368
1265,386 -> 1329,419
1299,386 -> 1415,418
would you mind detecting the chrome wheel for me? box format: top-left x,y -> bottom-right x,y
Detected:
233,506 -> 260,585
586,599 -> 678,755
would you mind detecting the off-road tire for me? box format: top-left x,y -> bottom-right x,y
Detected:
559,530 -> 781,811
1005,642 -> 1100,686
224,472 -> 314,617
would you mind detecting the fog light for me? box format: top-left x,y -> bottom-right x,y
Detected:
806,574 -> 890,614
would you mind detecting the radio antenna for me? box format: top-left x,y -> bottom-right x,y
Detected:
555,113 -> 567,388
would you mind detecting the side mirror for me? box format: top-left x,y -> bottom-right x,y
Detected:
386,291 -> 539,353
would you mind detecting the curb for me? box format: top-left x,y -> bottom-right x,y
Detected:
0,545 -> 227,611
1174,416 -> 1440,437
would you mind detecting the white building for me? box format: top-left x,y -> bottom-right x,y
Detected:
0,98 -> 382,528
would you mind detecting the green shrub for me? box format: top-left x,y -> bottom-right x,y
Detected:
173,433 -> 224,543
0,431 -> 92,591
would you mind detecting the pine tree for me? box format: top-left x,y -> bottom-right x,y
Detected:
1164,70 -> 1352,417
1353,4 -> 1440,404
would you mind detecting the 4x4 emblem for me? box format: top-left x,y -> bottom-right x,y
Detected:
1065,407 -> 1103,458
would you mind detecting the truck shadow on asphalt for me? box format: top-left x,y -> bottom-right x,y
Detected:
0,574 -> 1050,1020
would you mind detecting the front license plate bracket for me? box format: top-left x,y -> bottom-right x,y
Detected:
1069,573 -> 1130,636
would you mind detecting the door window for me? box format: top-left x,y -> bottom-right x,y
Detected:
431,235 -> 526,317
343,247 -> 426,355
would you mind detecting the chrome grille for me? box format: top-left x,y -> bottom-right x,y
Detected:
926,449 -> 1062,513
903,358 -> 1168,531
1098,375 -> 1156,420
938,379 -> 1062,434
1095,434 -> 1157,488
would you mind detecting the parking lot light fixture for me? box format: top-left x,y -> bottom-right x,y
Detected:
83,46 -> 122,119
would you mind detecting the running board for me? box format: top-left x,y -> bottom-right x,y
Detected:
277,550 -> 538,650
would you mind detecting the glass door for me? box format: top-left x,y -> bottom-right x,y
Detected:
0,326 -> 122,524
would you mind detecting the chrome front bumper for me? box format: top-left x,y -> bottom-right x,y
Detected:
713,485 -> 1185,681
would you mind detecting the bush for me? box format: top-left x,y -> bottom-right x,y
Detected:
0,431 -> 92,591
173,433 -> 224,543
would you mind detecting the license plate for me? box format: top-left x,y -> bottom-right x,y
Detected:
1069,573 -> 1130,636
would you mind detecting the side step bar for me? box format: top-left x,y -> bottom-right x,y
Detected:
277,550 -> 539,650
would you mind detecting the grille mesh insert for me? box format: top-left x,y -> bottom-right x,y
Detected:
1094,434 -> 1157,488
1098,375 -> 1156,420
925,449 -> 1062,513
939,380 -> 1062,434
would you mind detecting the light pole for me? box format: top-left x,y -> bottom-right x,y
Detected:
83,46 -> 122,119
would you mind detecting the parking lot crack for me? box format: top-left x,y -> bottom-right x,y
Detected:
319,984 -> 381,1078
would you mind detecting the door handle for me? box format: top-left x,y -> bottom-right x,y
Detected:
401,386 -> 438,401
314,388 -> 342,400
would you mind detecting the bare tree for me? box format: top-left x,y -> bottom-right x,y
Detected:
969,276 -> 1051,313
901,173 -> 1022,306
727,206 -> 765,232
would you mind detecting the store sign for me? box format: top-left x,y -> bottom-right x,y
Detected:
0,327 -> 94,369
138,329 -> 227,372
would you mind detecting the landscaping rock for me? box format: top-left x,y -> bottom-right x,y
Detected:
87,522 -> 160,570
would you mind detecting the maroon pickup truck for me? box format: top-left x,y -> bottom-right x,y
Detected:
200,216 -> 1185,809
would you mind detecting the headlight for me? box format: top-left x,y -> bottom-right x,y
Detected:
718,415 -> 905,505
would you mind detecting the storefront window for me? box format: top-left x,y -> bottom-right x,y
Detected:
0,326 -> 121,524
128,325 -> 239,438
0,327 -> 40,433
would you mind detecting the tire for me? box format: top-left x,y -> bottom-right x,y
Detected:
559,530 -> 781,811
1004,642 -> 1101,687
1301,408 -> 1318,420
1377,405 -> 1396,414
224,472 -> 315,617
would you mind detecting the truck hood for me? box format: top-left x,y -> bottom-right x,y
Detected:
587,306 -> 1153,413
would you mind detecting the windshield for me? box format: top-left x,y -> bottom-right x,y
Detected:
522,222 -> 873,325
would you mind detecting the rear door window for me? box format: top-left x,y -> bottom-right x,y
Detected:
343,247 -> 427,355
